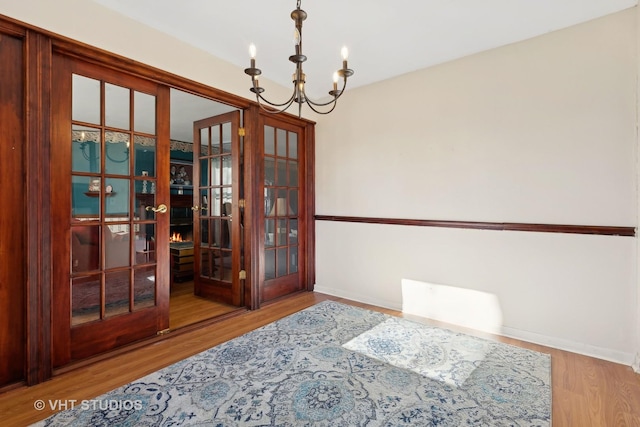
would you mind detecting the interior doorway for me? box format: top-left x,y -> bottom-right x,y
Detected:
167,89 -> 243,329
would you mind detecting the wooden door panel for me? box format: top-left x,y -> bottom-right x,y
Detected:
70,310 -> 157,360
262,275 -> 301,302
0,30 -> 25,386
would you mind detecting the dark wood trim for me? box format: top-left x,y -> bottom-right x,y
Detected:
52,38 -> 251,112
50,52 -> 72,369
155,84 -> 172,332
0,17 -> 26,37
315,215 -> 635,237
244,105 -> 261,310
25,30 -> 53,385
305,123 -> 316,290
0,25 -> 27,389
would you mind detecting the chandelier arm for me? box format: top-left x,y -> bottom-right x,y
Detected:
105,144 -> 129,163
79,142 -> 91,161
105,154 -> 128,163
304,91 -> 345,108
256,90 -> 297,108
304,98 -> 339,115
304,96 -> 339,108
255,93 -> 298,115
303,77 -> 349,108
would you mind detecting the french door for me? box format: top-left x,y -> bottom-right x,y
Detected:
192,112 -> 243,306
259,115 -> 308,303
51,55 -> 170,366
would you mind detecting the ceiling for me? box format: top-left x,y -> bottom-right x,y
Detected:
88,0 -> 636,142
92,0 -> 636,100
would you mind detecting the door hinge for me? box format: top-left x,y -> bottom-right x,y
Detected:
239,270 -> 247,280
238,199 -> 246,209
157,328 -> 170,336
238,127 -> 246,137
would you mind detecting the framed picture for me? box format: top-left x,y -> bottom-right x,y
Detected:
169,160 -> 193,186
88,178 -> 101,192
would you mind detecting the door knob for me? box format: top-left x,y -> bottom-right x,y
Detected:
191,205 -> 200,211
146,204 -> 167,214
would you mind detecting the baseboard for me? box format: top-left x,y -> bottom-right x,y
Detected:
632,353 -> 640,373
313,285 -> 635,367
499,326 -> 635,367
313,285 -> 402,312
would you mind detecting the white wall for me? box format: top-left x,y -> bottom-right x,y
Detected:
315,9 -> 639,364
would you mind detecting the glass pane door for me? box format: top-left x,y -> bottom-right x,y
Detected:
51,54 -> 169,366
259,116 -> 306,303
264,126 -> 299,279
193,111 -> 242,306
70,75 -> 160,325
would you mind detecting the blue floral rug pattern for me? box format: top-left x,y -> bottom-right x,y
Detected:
34,300 -> 551,426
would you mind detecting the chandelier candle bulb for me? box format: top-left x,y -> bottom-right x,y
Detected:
341,46 -> 349,69
249,43 -> 256,67
333,72 -> 338,91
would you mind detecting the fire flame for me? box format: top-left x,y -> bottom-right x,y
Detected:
170,232 -> 184,242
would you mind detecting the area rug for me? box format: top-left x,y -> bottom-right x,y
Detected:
34,300 -> 551,426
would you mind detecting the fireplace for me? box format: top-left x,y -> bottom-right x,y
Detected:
169,225 -> 194,284
169,193 -> 194,243
169,193 -> 194,283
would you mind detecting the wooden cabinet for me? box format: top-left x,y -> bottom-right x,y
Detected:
170,242 -> 194,283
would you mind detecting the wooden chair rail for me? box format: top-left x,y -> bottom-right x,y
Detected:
315,215 -> 635,237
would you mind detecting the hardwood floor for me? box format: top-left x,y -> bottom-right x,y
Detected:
169,280 -> 239,330
1,291 -> 639,426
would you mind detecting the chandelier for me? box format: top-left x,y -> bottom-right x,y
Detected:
244,0 -> 354,117
74,130 -> 129,164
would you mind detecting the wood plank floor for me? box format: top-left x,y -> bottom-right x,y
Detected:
1,291 -> 639,426
169,280 -> 238,330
